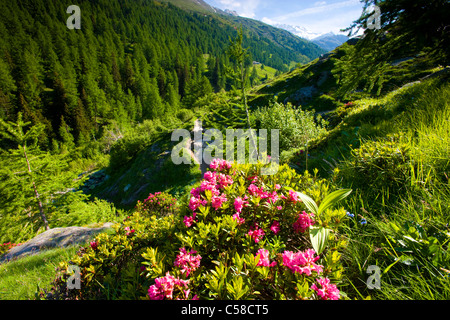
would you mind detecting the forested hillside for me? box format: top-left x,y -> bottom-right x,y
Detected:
0,0 -> 323,149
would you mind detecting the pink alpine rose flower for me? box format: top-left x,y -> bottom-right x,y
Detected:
293,211 -> 315,233
174,248 -> 202,277
234,196 -> 248,213
248,184 -> 260,196
232,212 -> 245,225
210,159 -> 232,171
288,189 -> 299,203
148,272 -> 191,300
124,226 -> 135,236
311,277 -> 340,300
203,171 -> 217,184
148,272 -> 177,300
217,173 -> 233,189
183,215 -> 195,228
90,241 -> 98,250
247,224 -> 265,243
267,191 -> 279,204
211,193 -> 227,210
270,221 -> 280,234
282,249 -> 323,276
255,248 -> 277,267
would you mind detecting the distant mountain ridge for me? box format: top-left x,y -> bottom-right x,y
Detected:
311,33 -> 349,52
161,0 -> 326,67
273,24 -> 324,40
272,24 -> 349,52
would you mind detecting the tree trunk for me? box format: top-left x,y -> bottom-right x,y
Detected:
22,144 -> 49,230
240,62 -> 258,161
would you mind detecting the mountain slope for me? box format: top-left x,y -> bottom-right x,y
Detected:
159,0 -> 216,13
161,0 -> 326,68
311,33 -> 349,52
247,40 -> 447,112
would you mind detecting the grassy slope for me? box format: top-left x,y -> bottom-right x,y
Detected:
336,79 -> 450,299
245,39 -> 450,299
0,246 -> 80,300
87,133 -> 202,211
247,43 -> 445,111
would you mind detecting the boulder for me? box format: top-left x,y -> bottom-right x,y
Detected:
0,222 -> 114,264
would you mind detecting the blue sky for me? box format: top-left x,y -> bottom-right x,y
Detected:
204,0 -> 365,34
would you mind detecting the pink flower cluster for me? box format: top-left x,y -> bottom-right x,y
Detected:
255,248 -> 277,267
210,159 -> 233,171
282,249 -> 323,276
247,183 -> 281,205
234,196 -> 248,213
148,247 -> 202,300
148,272 -> 197,300
0,242 -> 21,252
90,241 -> 98,250
184,160 -> 234,227
145,192 -> 162,202
293,211 -> 315,233
124,226 -> 135,236
270,221 -> 280,234
183,213 -> 196,228
311,277 -> 340,300
137,192 -> 177,216
288,189 -> 299,203
232,212 -> 245,225
247,223 -> 265,243
174,248 -> 202,277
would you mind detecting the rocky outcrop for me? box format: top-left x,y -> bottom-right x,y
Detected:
0,222 -> 114,264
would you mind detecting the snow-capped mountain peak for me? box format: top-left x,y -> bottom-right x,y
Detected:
272,24 -> 325,40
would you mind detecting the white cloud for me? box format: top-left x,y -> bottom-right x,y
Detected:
217,0 -> 261,19
303,8 -> 363,34
314,1 -> 327,6
261,17 -> 276,25
273,0 -> 360,21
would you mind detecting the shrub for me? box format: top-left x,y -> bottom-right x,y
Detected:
108,133 -> 153,170
51,196 -> 120,228
335,134 -> 411,200
176,109 -> 194,123
309,94 -> 343,113
135,192 -> 178,217
43,160 -> 352,300
254,102 -> 327,152
41,212 -> 178,300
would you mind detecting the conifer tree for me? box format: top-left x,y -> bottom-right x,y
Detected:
143,79 -> 164,119
227,26 -> 257,157
0,113 -> 76,234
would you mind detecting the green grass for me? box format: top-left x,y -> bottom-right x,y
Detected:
271,67 -> 450,300
0,246 -> 80,300
253,63 -> 278,80
320,77 -> 450,300
88,130 -> 202,210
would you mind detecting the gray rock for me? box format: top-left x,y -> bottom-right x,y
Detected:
0,222 -> 114,264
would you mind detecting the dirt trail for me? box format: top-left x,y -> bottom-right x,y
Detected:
185,119 -> 209,177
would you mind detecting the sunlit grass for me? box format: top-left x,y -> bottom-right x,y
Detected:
0,246 -> 80,300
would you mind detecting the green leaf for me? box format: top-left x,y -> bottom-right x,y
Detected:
296,192 -> 319,215
317,189 -> 352,215
310,225 -> 330,255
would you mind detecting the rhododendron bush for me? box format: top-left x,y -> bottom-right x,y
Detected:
43,160 -> 351,301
